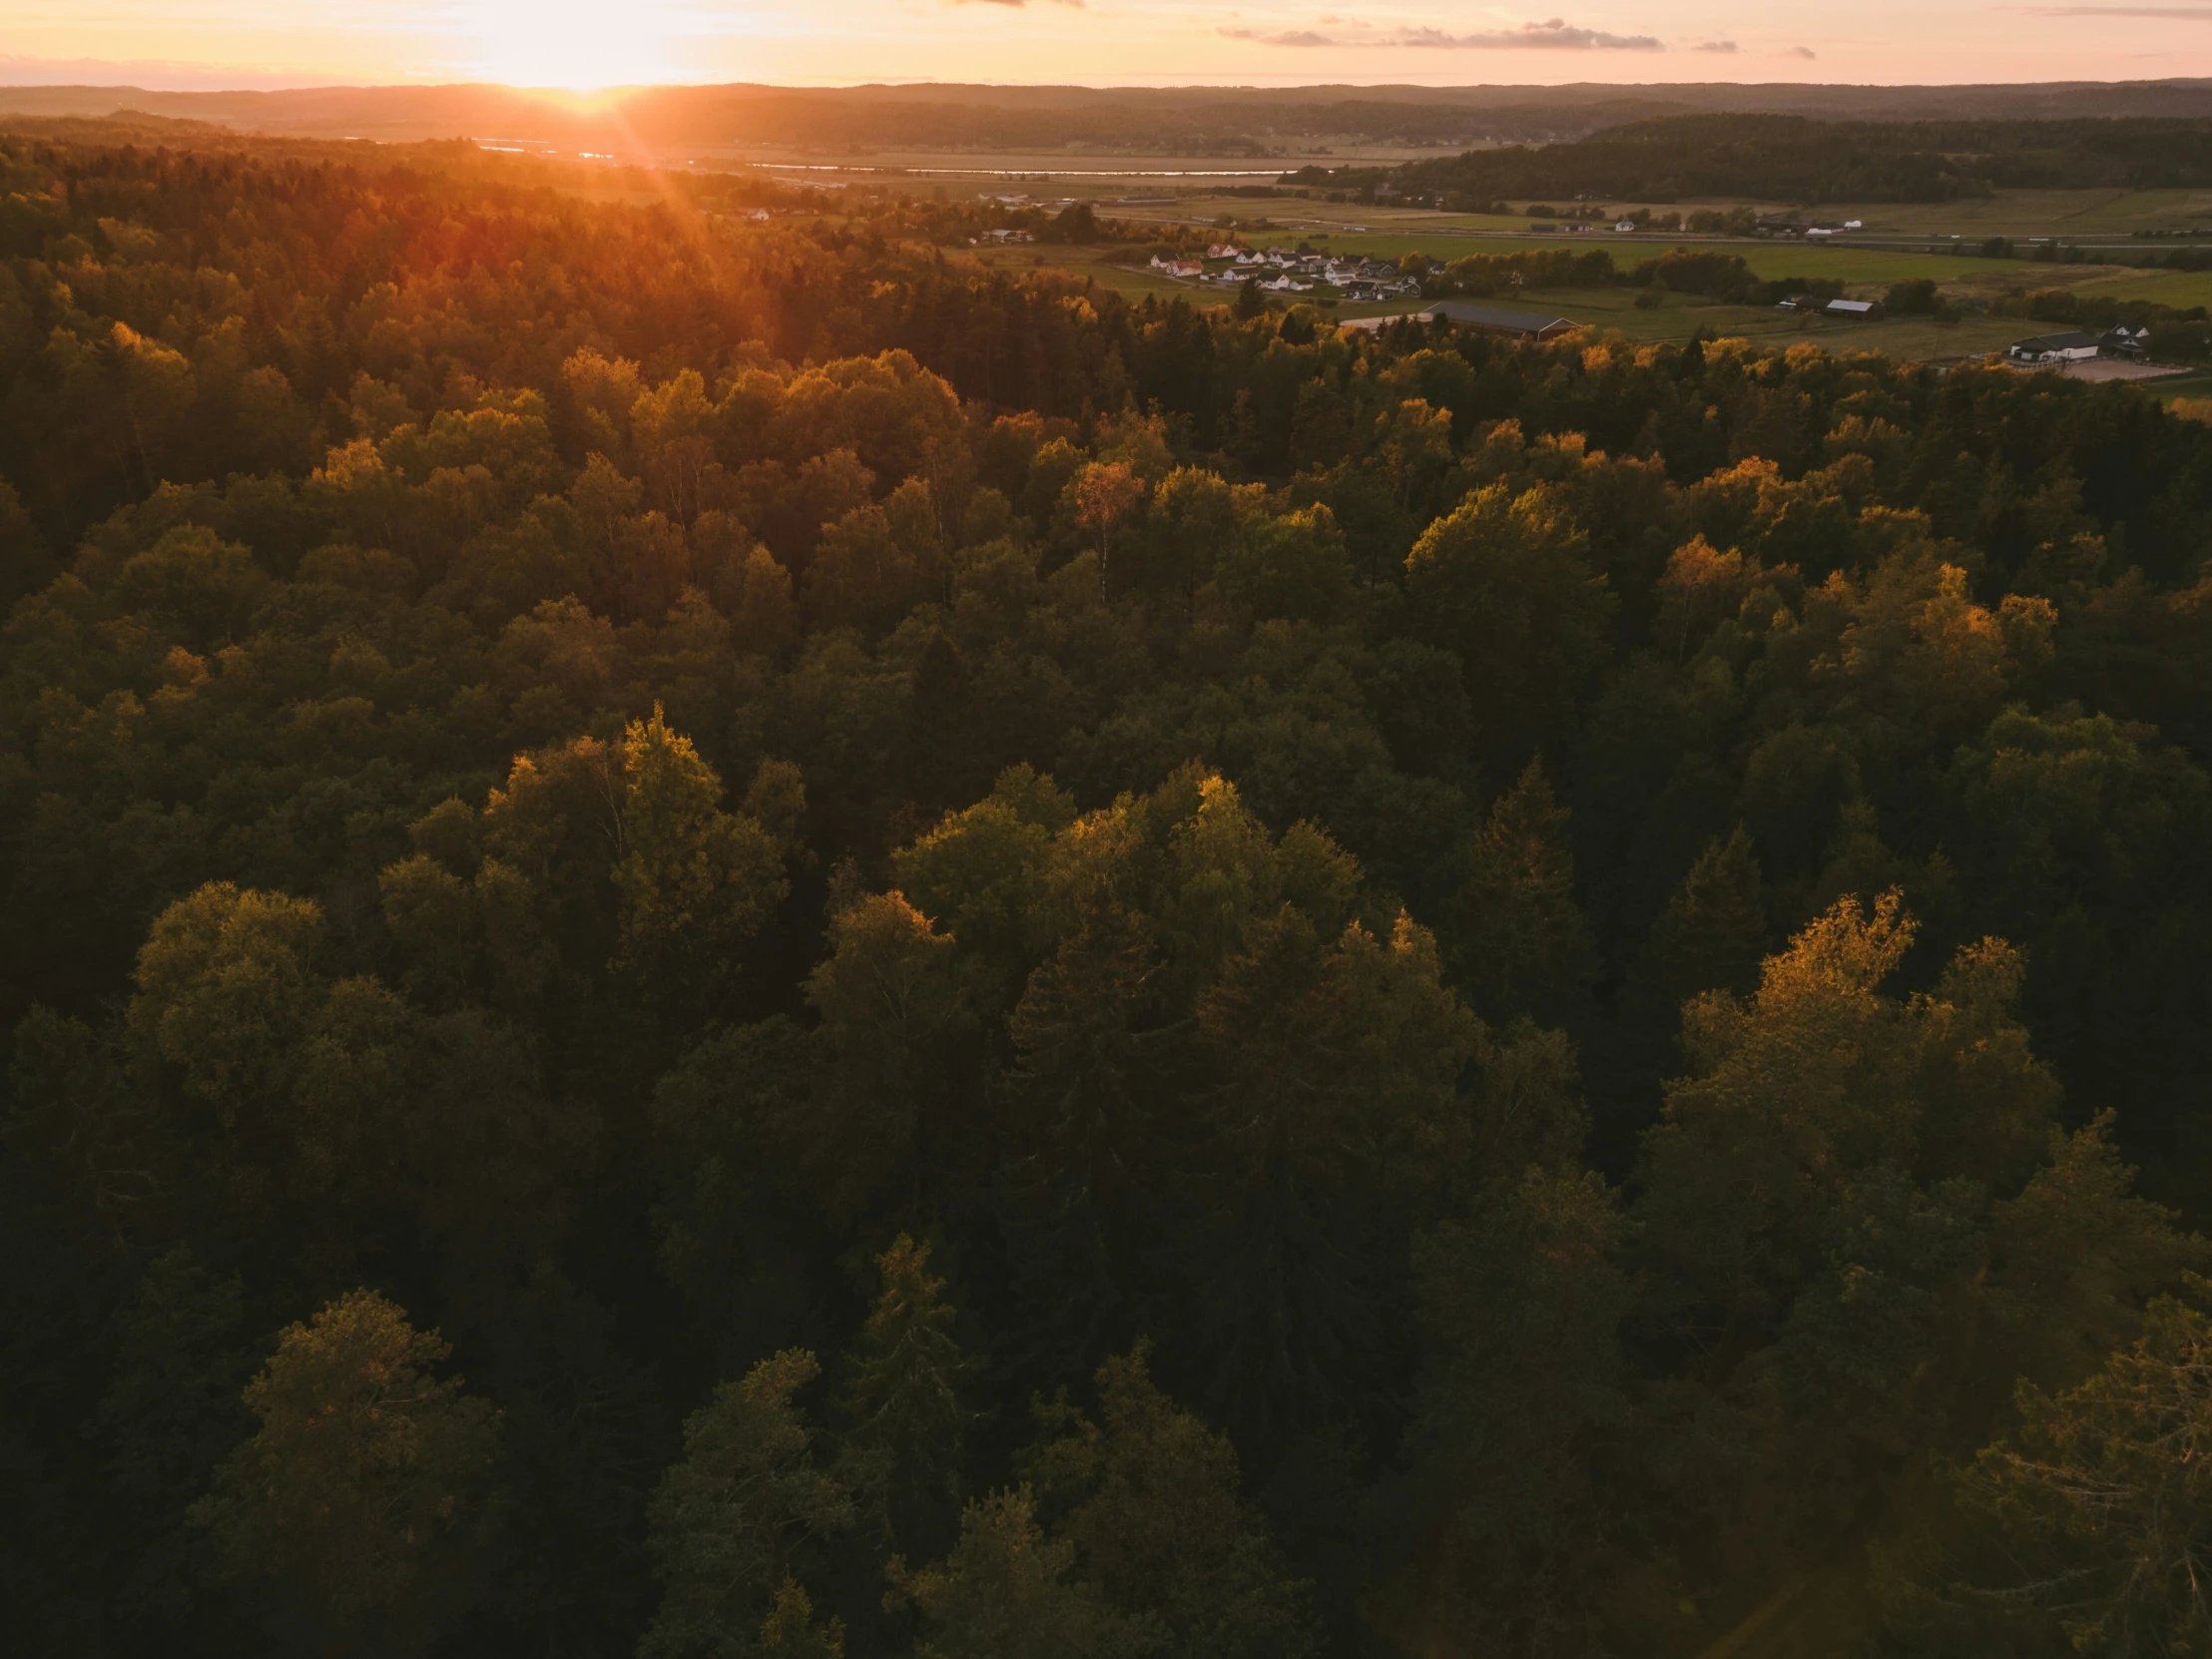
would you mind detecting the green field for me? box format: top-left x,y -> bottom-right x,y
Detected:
965,243 -> 1189,297
1092,183 -> 2212,320
1148,183 -> 2212,242
965,209 -> 2212,366
1459,284 -> 2029,360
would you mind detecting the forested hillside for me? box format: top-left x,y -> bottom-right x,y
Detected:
9,133 -> 2212,1658
1370,112 -> 2212,205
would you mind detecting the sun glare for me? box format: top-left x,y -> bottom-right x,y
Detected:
467,0 -> 686,91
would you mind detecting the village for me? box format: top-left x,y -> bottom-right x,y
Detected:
1144,243 -> 1426,301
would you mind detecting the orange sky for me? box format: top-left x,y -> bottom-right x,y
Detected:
1,0 -> 2200,91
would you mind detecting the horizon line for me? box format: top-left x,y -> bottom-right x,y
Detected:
9,72 -> 2212,96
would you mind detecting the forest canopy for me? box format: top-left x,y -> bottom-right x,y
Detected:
8,129 -> 2212,1659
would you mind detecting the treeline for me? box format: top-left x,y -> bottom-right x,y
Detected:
1322,112 -> 2212,207
1411,247 -> 1840,308
11,133 -> 2212,1659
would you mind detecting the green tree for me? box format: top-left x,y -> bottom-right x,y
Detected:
614,704 -> 789,994
892,1486 -> 1159,1659
193,1290 -> 501,1658
1215,504 -> 1353,624
1616,827 -> 1769,1098
1384,1170 -> 1633,1659
129,881 -> 328,1126
1447,760 -> 1598,1031
1951,1298 -> 2212,1656
644,1349 -> 854,1659
1024,1346 -> 1319,1659
840,1234 -> 975,1558
99,1247 -> 256,1638
755,1578 -> 847,1659
1402,482 -> 1614,776
803,889 -> 977,1223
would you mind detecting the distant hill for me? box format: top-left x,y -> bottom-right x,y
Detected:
1362,112 -> 2212,206
4,78 -> 2212,156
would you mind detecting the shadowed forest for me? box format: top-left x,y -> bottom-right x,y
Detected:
9,133 -> 2212,1659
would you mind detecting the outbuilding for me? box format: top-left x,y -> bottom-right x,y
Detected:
2007,330 -> 2101,364
1419,301 -> 1577,340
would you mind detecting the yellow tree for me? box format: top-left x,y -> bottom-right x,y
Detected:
1070,460 -> 1146,586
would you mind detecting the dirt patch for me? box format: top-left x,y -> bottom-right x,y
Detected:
2058,357 -> 2193,381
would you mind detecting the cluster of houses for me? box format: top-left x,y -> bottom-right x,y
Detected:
1756,215 -> 1867,238
2005,323 -> 2152,365
1145,246 -> 1422,299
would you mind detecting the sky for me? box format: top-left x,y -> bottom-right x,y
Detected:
0,0 -> 2203,92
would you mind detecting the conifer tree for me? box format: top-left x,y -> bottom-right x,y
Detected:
1449,760 -> 1599,1031
644,1350 -> 854,1659
839,1234 -> 974,1559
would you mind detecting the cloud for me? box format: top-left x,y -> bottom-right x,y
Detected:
1784,44 -> 1818,56
1398,18 -> 1666,47
1221,15 -> 1665,48
1692,38 -> 1739,50
1219,26 -> 1338,43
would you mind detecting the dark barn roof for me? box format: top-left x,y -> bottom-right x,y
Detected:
1421,301 -> 1577,338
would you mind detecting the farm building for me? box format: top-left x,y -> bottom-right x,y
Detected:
2006,330 -> 2101,364
1419,302 -> 1577,340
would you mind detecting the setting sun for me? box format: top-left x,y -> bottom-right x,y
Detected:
463,0 -> 689,90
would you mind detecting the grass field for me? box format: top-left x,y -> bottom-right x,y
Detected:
1135,183 -> 2212,242
1809,188 -> 2212,240
966,243 -> 1191,298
